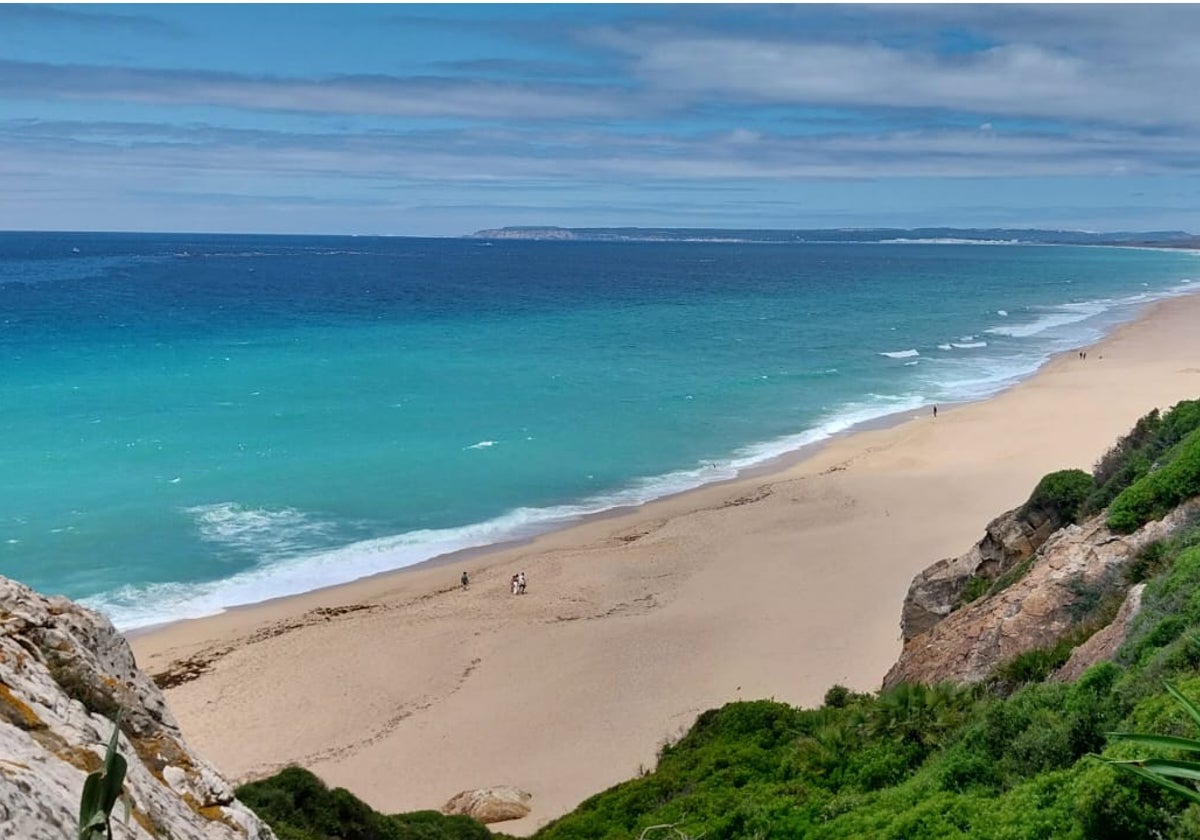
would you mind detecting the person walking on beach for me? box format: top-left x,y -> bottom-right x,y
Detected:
461,570 -> 469,590
511,574 -> 520,595
518,571 -> 526,595
932,405 -> 938,419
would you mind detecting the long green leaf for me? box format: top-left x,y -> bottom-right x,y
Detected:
78,711 -> 126,840
1110,757 -> 1200,782
1166,682 -> 1200,730
1107,761 -> 1200,805
1107,732 -> 1200,753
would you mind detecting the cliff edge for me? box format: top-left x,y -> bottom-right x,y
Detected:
0,575 -> 275,840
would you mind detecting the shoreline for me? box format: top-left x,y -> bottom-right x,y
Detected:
111,277 -> 1198,635
131,291 -> 1200,835
125,400 -> 935,641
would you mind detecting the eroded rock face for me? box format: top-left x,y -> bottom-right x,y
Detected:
442,785 -> 532,823
1053,583 -> 1146,683
900,506 -> 1058,642
884,499 -> 1200,689
0,575 -> 275,840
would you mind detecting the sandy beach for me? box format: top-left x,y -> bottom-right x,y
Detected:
131,289 -> 1200,835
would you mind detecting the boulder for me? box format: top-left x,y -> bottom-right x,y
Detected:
442,785 -> 532,823
0,575 -> 275,840
900,506 -> 1057,641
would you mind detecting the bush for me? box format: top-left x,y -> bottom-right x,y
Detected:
1083,400 -> 1200,518
1108,427 -> 1200,532
1022,469 -> 1094,526
236,767 -> 491,840
823,684 -> 868,709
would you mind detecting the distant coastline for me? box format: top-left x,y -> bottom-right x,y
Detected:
469,225 -> 1200,248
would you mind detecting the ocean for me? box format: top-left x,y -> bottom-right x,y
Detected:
1,231 -> 1195,629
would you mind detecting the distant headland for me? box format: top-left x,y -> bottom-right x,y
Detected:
469,225 -> 1200,248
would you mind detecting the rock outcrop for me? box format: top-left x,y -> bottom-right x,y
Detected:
900,506 -> 1058,641
442,786 -> 532,823
884,499 -> 1200,688
0,575 -> 275,840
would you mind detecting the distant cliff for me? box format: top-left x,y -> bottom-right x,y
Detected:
0,575 -> 275,840
468,226 -> 1196,246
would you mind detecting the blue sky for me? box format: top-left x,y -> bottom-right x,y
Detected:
4,3 -> 1200,236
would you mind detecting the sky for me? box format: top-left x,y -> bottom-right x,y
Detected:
3,3 -> 1200,237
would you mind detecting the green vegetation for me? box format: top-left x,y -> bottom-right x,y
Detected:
1105,681 -> 1200,806
1021,468 -> 1093,526
78,712 -> 128,840
1083,399 -> 1200,521
235,766 -> 494,840
49,653 -> 121,719
1108,427 -> 1200,533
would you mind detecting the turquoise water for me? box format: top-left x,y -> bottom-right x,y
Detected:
0,232 -> 1195,628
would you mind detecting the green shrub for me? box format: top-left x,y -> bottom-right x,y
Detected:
823,684 -> 866,709
1022,469 -> 1094,526
1083,400 -> 1200,519
935,748 -> 1000,793
988,642 -> 1075,695
1108,427 -> 1200,532
1128,540 -> 1170,584
957,575 -> 991,607
236,767 -> 491,840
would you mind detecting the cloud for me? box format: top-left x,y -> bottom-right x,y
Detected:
6,5 -> 1200,234
0,60 -> 635,121
4,115 -> 1197,196
593,8 -> 1200,130
0,4 -> 177,36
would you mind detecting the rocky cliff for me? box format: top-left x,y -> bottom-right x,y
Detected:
0,575 -> 275,840
899,506 -> 1059,642
884,499 -> 1200,688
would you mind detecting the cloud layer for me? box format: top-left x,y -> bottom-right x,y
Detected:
2,5 -> 1199,234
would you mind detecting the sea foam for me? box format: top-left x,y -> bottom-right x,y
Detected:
85,392 -> 933,630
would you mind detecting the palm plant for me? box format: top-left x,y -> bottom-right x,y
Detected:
1104,683 -> 1200,804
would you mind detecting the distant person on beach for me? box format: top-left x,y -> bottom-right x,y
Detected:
461,571 -> 469,590
933,405 -> 937,418
511,574 -> 520,595
518,571 -> 527,594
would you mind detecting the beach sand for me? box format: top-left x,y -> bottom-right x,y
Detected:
131,290 -> 1200,835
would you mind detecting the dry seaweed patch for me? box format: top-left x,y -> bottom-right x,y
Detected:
720,485 -> 772,508
551,593 -> 658,624
153,603 -> 382,690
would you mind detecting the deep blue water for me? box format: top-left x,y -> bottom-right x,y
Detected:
0,232 -> 1195,628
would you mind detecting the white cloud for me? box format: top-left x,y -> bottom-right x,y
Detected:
595,22 -> 1200,130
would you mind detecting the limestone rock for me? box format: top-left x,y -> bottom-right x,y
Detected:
442,785 -> 532,823
1053,583 -> 1146,683
0,575 -> 275,840
900,506 -> 1057,641
884,499 -> 1200,688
